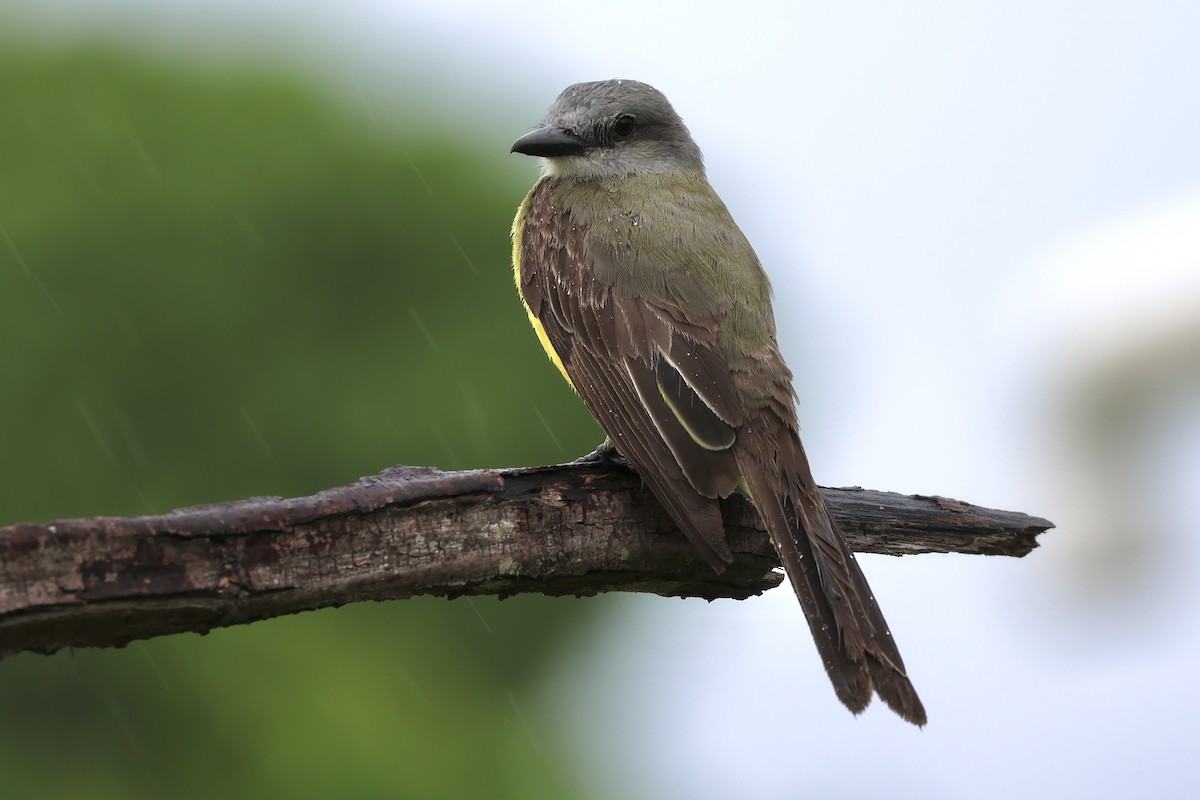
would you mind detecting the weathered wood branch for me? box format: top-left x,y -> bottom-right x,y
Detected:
0,463 -> 1052,660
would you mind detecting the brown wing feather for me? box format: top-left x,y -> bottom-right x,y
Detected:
519,183 -> 740,569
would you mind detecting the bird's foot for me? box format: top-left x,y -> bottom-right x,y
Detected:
571,439 -> 629,468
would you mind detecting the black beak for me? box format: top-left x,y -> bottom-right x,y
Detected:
511,126 -> 588,157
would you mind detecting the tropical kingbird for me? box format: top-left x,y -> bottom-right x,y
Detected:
510,79 -> 925,725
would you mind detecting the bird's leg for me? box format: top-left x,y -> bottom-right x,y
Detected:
571,437 -> 629,468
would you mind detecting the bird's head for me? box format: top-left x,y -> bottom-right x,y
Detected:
511,79 -> 705,179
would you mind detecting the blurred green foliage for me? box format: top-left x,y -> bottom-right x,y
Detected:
0,36 -> 607,799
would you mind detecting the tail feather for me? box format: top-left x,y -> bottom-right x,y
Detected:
737,429 -> 927,726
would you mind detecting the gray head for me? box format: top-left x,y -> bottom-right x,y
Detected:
511,80 -> 704,179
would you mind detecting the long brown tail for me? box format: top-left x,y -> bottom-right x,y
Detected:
736,425 -> 926,726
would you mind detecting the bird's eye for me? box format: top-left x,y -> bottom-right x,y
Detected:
612,115 -> 636,138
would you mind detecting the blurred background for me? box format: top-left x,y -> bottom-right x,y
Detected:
2,1 -> 1198,797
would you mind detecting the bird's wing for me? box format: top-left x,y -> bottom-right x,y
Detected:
518,191 -> 744,571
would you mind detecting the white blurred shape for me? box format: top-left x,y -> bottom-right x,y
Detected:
995,190 -> 1200,611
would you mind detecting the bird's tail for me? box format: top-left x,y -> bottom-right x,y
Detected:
736,426 -> 926,726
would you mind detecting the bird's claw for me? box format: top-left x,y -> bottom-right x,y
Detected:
571,439 -> 629,468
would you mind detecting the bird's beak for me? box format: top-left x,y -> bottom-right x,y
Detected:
511,126 -> 588,157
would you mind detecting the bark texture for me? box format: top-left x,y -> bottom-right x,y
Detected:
0,463 -> 1052,660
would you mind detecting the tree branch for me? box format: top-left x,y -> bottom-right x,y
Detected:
0,463 -> 1052,660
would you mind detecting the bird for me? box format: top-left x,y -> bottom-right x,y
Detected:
509,79 -> 925,726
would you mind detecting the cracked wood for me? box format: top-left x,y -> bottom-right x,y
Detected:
0,462 -> 1052,660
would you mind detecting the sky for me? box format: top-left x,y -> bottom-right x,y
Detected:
9,1 -> 1200,797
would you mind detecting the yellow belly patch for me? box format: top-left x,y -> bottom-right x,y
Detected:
513,194 -> 574,390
